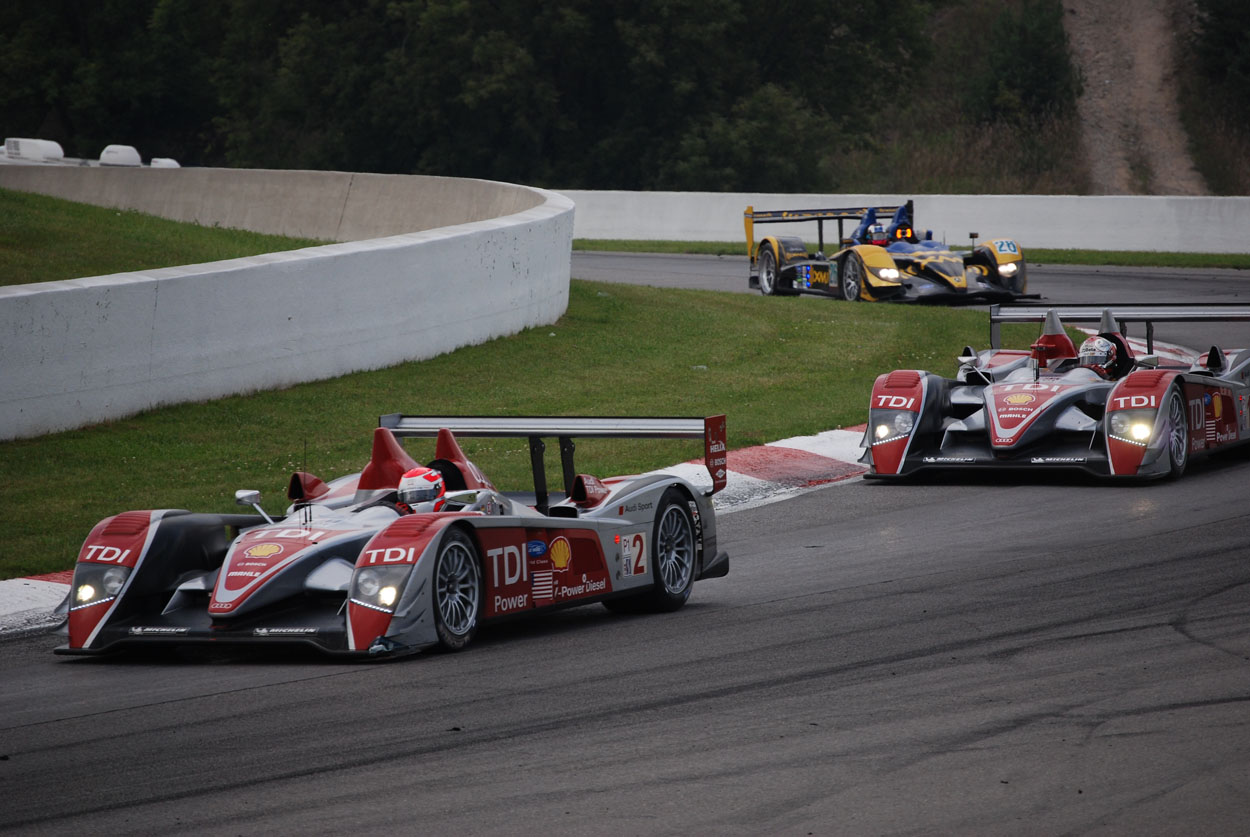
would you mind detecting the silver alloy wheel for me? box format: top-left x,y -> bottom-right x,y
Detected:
841,254 -> 863,301
759,246 -> 777,295
656,504 -> 695,595
1167,388 -> 1188,473
436,540 -> 480,637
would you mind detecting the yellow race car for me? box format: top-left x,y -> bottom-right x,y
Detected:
745,200 -> 1031,303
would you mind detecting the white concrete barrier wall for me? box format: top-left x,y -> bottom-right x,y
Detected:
557,191 -> 1250,254
0,168 -> 573,440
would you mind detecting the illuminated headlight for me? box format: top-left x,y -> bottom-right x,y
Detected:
870,409 -> 916,444
71,564 -> 131,610
878,267 -> 901,281
350,565 -> 412,614
998,262 -> 1019,277
1109,410 -> 1155,446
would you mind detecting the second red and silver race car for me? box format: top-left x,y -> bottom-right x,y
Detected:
861,305 -> 1250,479
56,415 -> 729,659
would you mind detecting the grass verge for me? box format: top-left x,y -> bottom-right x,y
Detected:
0,187 -> 324,287
0,279 -> 1044,579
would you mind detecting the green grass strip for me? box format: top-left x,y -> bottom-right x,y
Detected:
0,280 -> 1045,579
0,187 -> 324,287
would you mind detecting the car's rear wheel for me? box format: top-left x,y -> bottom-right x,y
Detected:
758,243 -> 779,296
840,252 -> 865,301
603,488 -> 697,615
1165,385 -> 1188,478
433,528 -> 482,651
646,489 -> 697,611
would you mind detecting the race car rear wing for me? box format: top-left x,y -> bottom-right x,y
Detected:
989,303 -> 1250,352
744,201 -> 910,261
379,414 -> 728,513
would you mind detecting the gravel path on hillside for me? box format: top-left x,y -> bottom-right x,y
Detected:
1062,0 -> 1208,195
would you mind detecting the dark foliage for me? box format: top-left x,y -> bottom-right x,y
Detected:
0,0 -> 1084,191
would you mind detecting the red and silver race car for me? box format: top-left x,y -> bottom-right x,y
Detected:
56,415 -> 729,658
861,305 -> 1250,479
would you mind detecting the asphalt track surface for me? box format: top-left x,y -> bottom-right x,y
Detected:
3,256 -> 1250,835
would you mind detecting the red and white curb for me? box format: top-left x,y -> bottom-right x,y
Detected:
0,570 -> 72,638
0,428 -> 871,638
653,425 -> 868,512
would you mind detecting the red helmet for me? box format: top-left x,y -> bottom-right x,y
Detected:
1078,335 -> 1117,379
397,466 -> 445,511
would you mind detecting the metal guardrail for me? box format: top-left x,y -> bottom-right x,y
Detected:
988,303 -> 1250,352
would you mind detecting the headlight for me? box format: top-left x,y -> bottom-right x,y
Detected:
878,267 -> 900,281
870,409 -> 916,444
71,564 -> 132,610
1108,410 -> 1155,446
350,565 -> 412,614
998,262 -> 1019,277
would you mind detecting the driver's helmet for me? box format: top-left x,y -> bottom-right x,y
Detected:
1077,335 -> 1117,379
397,466 -> 445,512
869,225 -> 889,246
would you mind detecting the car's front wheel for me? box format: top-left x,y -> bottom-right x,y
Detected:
1165,385 -> 1188,478
432,528 -> 482,651
841,252 -> 865,301
758,243 -> 780,296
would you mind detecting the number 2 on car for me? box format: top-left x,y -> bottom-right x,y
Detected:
621,532 -> 647,576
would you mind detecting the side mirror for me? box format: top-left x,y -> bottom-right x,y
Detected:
1135,355 -> 1159,369
235,489 -> 274,523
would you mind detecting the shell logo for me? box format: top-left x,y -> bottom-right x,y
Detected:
245,543 -> 283,559
1004,393 -> 1035,405
549,536 -> 572,571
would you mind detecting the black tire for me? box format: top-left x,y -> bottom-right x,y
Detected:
642,489 -> 697,612
1164,385 -> 1188,478
840,252 -> 865,301
758,243 -> 780,296
432,528 -> 482,651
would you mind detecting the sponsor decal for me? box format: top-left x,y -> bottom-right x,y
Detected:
1003,393 -> 1035,405
1030,456 -> 1087,463
874,395 -> 915,409
253,627 -> 317,636
548,536 -> 573,571
709,440 -> 726,454
493,593 -> 529,613
532,570 -> 555,602
243,528 -> 328,543
361,546 -> 418,565
618,501 -> 654,516
245,543 -> 283,559
1112,395 -> 1157,410
556,573 -> 609,599
129,626 -> 188,635
82,545 -> 131,563
227,570 -> 262,579
526,540 -> 548,558
922,456 -> 975,463
488,544 -> 528,585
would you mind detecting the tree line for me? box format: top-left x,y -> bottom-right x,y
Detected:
0,0 -> 1147,192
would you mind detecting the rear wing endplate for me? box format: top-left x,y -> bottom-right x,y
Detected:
379,415 -> 728,513
989,303 -> 1250,352
744,202 -> 910,262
